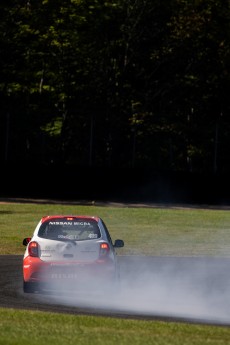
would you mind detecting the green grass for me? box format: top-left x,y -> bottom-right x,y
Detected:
1,201 -> 230,345
1,308 -> 230,345
1,202 -> 230,256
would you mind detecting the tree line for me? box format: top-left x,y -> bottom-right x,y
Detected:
1,0 -> 229,173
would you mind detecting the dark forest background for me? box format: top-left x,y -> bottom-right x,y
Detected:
0,0 -> 230,203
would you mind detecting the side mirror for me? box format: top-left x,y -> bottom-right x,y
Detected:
114,239 -> 124,248
23,237 -> 31,246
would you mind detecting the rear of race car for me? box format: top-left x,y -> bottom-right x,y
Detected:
22,216 -> 121,293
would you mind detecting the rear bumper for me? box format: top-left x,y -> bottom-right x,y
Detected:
23,256 -> 117,285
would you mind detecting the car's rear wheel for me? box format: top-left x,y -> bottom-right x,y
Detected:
23,281 -> 40,293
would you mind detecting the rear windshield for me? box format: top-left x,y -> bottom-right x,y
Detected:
38,218 -> 101,241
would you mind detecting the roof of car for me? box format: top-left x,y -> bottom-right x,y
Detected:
41,215 -> 100,223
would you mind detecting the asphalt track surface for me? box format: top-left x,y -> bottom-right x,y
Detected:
2,254 -> 230,326
1,198 -> 230,326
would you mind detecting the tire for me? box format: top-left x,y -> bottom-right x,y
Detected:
23,281 -> 39,293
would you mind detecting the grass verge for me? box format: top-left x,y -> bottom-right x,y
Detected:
0,202 -> 230,256
1,308 -> 230,345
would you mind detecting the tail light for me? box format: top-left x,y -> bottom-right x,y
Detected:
99,242 -> 110,258
28,241 -> 39,257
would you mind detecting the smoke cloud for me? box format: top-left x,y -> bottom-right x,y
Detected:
33,256 -> 230,325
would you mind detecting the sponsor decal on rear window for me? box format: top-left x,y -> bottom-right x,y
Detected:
49,221 -> 92,226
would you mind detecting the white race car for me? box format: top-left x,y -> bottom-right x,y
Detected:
22,215 -> 124,293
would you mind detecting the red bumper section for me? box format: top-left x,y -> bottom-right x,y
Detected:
23,256 -> 117,287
